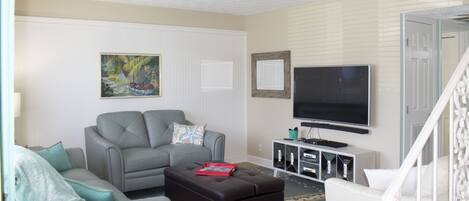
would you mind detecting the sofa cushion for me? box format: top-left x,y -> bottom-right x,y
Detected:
122,148 -> 169,172
61,168 -> 101,181
78,179 -> 129,201
65,178 -> 115,201
97,111 -> 150,149
143,110 -> 188,148
157,144 -> 211,166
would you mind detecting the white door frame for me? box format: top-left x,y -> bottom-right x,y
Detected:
400,14 -> 441,163
1,0 -> 16,199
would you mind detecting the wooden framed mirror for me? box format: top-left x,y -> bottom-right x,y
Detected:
251,50 -> 291,98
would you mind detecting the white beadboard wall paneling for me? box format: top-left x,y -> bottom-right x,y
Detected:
14,16 -> 247,162
201,60 -> 234,92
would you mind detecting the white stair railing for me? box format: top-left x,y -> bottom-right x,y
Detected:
382,48 -> 469,201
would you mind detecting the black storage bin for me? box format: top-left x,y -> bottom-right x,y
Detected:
337,155 -> 354,182
273,143 -> 285,169
321,152 -> 337,180
285,145 -> 298,173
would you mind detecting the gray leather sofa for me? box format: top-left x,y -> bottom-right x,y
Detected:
85,110 -> 225,192
31,147 -> 169,201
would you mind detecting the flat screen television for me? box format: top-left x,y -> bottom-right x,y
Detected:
293,65 -> 370,126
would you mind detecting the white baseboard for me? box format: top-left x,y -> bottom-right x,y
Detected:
247,155 -> 272,169
227,154 -> 247,164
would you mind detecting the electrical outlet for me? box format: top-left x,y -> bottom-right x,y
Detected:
258,144 -> 263,152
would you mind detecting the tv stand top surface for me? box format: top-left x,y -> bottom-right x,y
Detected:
273,139 -> 375,156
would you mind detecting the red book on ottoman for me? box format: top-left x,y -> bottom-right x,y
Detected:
195,162 -> 237,176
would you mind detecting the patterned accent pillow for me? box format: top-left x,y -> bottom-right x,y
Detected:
172,122 -> 206,145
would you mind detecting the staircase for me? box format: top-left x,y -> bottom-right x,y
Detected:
382,48 -> 469,201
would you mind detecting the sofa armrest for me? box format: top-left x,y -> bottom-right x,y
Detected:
203,130 -> 225,161
184,120 -> 194,125
85,126 -> 125,191
65,148 -> 86,169
325,178 -> 383,201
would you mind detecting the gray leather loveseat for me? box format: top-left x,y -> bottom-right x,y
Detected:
84,110 -> 225,192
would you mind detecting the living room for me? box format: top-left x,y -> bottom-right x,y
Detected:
2,0 -> 469,201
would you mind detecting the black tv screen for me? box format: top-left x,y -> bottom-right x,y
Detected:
293,66 -> 370,126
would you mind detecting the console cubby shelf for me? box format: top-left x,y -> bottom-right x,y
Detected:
272,139 -> 376,185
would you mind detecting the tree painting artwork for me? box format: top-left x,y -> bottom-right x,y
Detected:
101,54 -> 160,98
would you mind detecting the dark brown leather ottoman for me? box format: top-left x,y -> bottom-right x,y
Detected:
164,162 -> 284,201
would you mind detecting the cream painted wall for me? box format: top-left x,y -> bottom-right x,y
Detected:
14,17 -> 247,162
246,0 -> 464,168
15,0 -> 245,30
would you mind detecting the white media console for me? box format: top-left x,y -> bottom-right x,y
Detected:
272,139 -> 376,185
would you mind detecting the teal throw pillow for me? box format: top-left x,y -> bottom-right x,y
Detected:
35,142 -> 72,172
65,179 -> 115,201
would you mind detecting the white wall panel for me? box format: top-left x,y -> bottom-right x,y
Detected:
14,17 -> 247,162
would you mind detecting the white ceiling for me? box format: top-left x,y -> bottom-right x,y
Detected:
97,0 -> 315,16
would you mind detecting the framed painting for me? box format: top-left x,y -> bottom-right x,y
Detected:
100,53 -> 161,98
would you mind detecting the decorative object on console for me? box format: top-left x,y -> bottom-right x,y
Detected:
288,127 -> 298,139
100,53 -> 160,98
172,122 -> 206,145
251,50 -> 291,98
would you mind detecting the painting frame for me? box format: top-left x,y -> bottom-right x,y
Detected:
251,50 -> 291,99
100,52 -> 162,99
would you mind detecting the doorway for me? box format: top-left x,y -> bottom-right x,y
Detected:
401,6 -> 469,163
402,16 -> 438,164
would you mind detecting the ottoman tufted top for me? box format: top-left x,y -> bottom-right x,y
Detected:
164,162 -> 284,201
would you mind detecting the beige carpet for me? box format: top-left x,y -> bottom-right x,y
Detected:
285,193 -> 325,201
